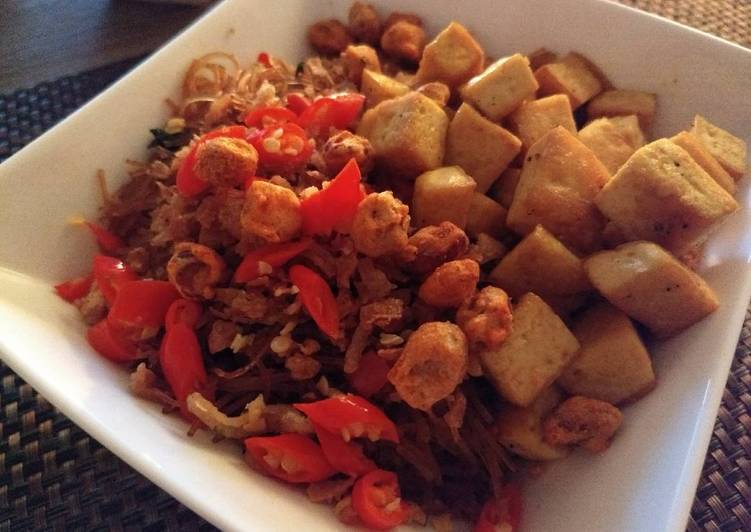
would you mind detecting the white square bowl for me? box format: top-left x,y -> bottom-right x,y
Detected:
0,0 -> 750,530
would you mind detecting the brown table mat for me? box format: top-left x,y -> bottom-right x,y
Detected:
0,2 -> 750,530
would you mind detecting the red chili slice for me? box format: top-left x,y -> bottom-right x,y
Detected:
233,238 -> 312,283
257,51 -> 272,68
298,93 -> 365,137
314,424 -> 377,477
160,321 -> 210,419
286,92 -> 311,115
165,298 -> 203,331
54,274 -> 94,303
348,352 -> 391,398
352,469 -> 409,530
244,434 -> 335,484
176,125 -> 248,197
86,319 -> 139,363
84,221 -> 124,253
294,394 -> 399,443
243,106 -> 298,129
107,280 -> 179,336
288,265 -> 340,340
92,255 -> 138,305
248,122 -> 313,171
300,158 -> 365,236
473,485 -> 523,532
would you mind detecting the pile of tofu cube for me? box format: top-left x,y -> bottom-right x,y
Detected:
354,20 -> 747,459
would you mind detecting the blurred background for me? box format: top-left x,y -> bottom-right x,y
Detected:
0,0 -> 214,93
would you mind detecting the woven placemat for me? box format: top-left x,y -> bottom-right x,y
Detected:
0,3 -> 749,531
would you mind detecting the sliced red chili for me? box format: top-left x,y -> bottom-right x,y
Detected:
286,92 -> 311,115
349,352 -> 391,398
233,238 -> 312,282
300,158 -> 365,236
84,221 -> 124,253
176,125 -> 248,197
314,424 -> 377,477
107,280 -> 179,337
248,122 -> 313,171
165,298 -> 203,331
92,255 -> 138,305
294,394 -> 399,443
352,469 -> 409,530
298,93 -> 365,137
86,319 -> 139,363
257,51 -> 272,68
288,265 -> 340,339
160,321 -> 210,419
244,106 -> 298,129
54,274 -> 94,303
473,485 -> 523,532
244,434 -> 335,484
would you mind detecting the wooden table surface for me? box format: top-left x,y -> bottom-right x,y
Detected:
0,0 -> 208,94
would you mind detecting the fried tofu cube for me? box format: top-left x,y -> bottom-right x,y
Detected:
578,115 -> 645,175
480,293 -> 580,407
444,103 -> 522,193
587,89 -> 657,129
534,53 -> 603,109
558,302 -> 656,405
584,241 -> 720,338
690,114 -> 747,179
507,126 -> 610,253
528,48 -> 558,70
495,386 -> 569,461
412,166 -> 477,229
465,193 -> 508,239
671,131 -> 736,194
358,91 -> 449,176
488,225 -> 591,299
490,167 -> 522,209
594,139 -> 738,255
459,54 -> 539,121
416,21 -> 485,89
360,69 -> 410,109
508,94 -> 576,152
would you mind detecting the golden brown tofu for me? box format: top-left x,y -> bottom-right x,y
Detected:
416,21 -> 485,89
412,166 -> 477,229
444,103 -> 522,193
558,302 -> 655,405
528,48 -> 558,70
495,386 -> 569,461
587,89 -> 657,129
578,115 -> 645,175
341,44 -> 381,85
584,241 -> 720,338
471,233 -> 508,264
360,69 -> 410,109
690,114 -> 748,179
480,293 -> 580,407
460,54 -> 539,121
490,167 -> 522,209
488,225 -> 591,299
465,193 -> 508,239
508,94 -> 577,152
671,131 -> 736,194
534,53 -> 603,109
506,126 -> 610,253
357,91 -> 449,177
594,139 -> 738,255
